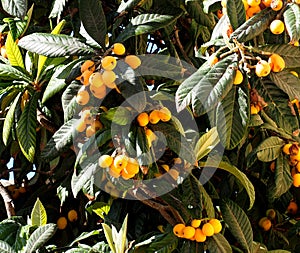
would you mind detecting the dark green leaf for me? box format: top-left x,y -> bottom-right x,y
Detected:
226,0 -> 246,30
255,44 -> 300,68
283,3 -> 300,42
16,91 -> 39,163
176,54 -> 237,115
18,33 -> 95,57
206,233 -> 232,253
199,160 -> 255,209
256,136 -> 284,162
102,107 -> 131,126
42,59 -> 82,104
49,0 -> 68,18
216,85 -> 249,149
220,198 -> 253,253
1,0 -> 27,18
116,11 -> 183,42
257,78 -> 298,134
79,0 -> 107,48
0,220 -> 20,245
230,8 -> 277,42
146,232 -> 178,253
272,152 -> 292,199
40,119 -> 77,161
24,224 -> 57,253
185,0 -> 215,29
3,93 -> 21,145
61,81 -> 82,122
0,240 -> 14,253
0,63 -> 31,82
118,0 -> 148,12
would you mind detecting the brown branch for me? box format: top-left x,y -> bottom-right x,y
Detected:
173,28 -> 194,67
37,109 -> 58,133
0,182 -> 15,218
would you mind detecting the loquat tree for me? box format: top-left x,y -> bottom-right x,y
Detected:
0,0 -> 299,252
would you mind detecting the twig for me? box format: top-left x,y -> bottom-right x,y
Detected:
0,182 -> 15,218
37,109 -> 58,133
174,28 -> 194,67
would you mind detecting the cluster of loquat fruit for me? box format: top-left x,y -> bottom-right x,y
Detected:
282,142 -> 300,188
136,107 -> 171,147
98,154 -> 140,180
258,208 -> 277,232
57,209 -> 78,230
75,42 -> 141,106
173,218 -> 222,242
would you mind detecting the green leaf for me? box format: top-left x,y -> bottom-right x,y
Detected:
1,0 -> 27,18
257,78 -> 299,134
270,152 -> 292,199
216,85 -> 249,149
283,3 -> 300,42
16,91 -> 39,163
194,127 -> 220,161
220,198 -> 253,253
102,107 -> 131,126
18,33 -> 95,57
24,224 -> 57,253
0,240 -> 14,253
151,120 -> 196,164
268,250 -> 291,253
0,220 -> 20,245
269,71 -> 300,100
176,54 -> 237,116
62,81 -> 82,122
199,160 -> 255,209
102,223 -> 116,253
79,0 -> 107,48
37,19 -> 66,80
88,202 -> 111,219
185,0 -> 215,29
255,44 -> 300,68
230,8 -> 277,42
256,136 -> 284,162
5,31 -> 24,69
40,119 -> 77,161
146,232 -> 178,253
116,11 -> 183,42
118,0 -> 147,12
13,225 -> 34,252
30,198 -> 47,226
69,230 -> 101,246
114,214 -> 128,253
226,0 -> 246,30
49,0 -> 68,18
3,93 -> 21,145
0,63 -> 31,82
206,233 -> 232,253
42,59 -> 82,104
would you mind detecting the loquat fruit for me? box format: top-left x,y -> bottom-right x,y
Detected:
90,83 -> 106,99
247,0 -> 261,7
250,104 -> 259,114
168,168 -> 179,181
67,209 -> 78,222
269,20 -> 285,35
89,72 -> 104,88
101,56 -> 117,71
121,169 -> 135,180
209,219 -> 222,234
80,70 -> 93,86
81,109 -> 93,125
270,0 -> 283,11
191,219 -> 201,228
293,173 -> 300,187
266,209 -> 276,220
233,70 -> 243,85
258,217 -> 272,231
98,154 -> 113,168
86,125 -> 96,137
149,110 -> 161,124
102,70 -> 116,85
268,54 -> 285,72
75,120 -> 87,132
76,89 -> 90,105
137,112 -> 149,127
81,60 -> 95,73
282,143 -> 292,155
208,55 -> 219,66
202,223 -> 214,236
125,55 -> 141,69
114,155 -> 128,171
112,43 -> 126,55
91,120 -> 103,131
287,201 -> 298,215
158,107 -> 172,122
124,157 -> 139,175
262,0 -> 272,7
255,60 -> 271,77
57,216 -> 68,230
246,5 -> 261,17
182,226 -> 196,239
195,228 -> 206,242
161,164 -> 170,172
173,223 -> 185,237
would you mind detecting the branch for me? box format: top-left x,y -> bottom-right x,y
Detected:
0,182 -> 15,218
173,28 -> 194,67
37,109 -> 58,133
